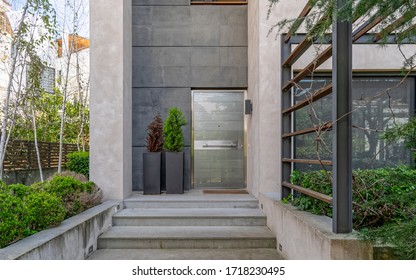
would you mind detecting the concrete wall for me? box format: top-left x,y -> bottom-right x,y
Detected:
132,1 -> 248,191
247,0 -> 294,197
3,168 -> 59,186
0,201 -> 120,260
259,193 -> 372,260
90,0 -> 132,200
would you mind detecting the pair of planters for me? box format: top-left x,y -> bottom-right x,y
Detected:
143,151 -> 184,194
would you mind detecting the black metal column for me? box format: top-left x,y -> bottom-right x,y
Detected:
332,0 -> 353,233
281,36 -> 292,199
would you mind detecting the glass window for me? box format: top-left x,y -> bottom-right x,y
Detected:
294,76 -> 415,170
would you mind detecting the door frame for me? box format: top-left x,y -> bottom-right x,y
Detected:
191,90 -> 248,189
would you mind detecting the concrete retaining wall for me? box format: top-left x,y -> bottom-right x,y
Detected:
0,201 -> 121,260
3,168 -> 59,185
259,192 -> 372,260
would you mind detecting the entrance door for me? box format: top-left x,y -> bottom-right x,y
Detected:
192,91 -> 245,189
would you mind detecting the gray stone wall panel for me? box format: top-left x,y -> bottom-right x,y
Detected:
132,88 -> 191,147
131,3 -> 247,190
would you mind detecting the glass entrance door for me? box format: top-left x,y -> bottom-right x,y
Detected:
192,91 -> 245,189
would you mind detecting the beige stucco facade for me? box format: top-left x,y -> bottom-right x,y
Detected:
90,0 -> 132,201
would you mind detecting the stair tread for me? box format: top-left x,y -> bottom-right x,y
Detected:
99,226 -> 275,239
88,248 -> 283,260
125,194 -> 258,202
114,208 -> 266,218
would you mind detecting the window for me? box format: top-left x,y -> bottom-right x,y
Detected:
294,76 -> 415,169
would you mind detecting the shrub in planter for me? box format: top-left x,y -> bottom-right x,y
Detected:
163,107 -> 187,194
66,151 -> 89,178
24,192 -> 66,232
143,113 -> 164,195
45,175 -> 102,218
0,192 -> 27,248
1,183 -> 34,198
290,166 -> 416,259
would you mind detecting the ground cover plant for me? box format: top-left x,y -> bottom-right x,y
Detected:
289,167 -> 416,259
0,172 -> 102,248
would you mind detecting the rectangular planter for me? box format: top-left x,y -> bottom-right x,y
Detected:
143,152 -> 162,195
165,152 -> 184,194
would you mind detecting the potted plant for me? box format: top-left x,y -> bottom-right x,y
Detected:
163,107 -> 187,194
143,113 -> 164,195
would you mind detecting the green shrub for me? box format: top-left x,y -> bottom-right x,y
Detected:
290,167 -> 416,259
45,175 -> 102,218
24,192 -> 66,232
0,193 -> 27,248
290,167 -> 416,229
66,151 -> 89,178
1,183 -> 34,198
163,107 -> 186,152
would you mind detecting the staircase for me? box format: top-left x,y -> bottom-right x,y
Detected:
88,193 -> 282,260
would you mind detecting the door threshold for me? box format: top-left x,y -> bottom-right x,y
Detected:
202,189 -> 249,195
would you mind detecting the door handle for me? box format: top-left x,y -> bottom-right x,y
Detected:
202,143 -> 237,148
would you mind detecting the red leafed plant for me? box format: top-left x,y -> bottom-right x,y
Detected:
146,113 -> 164,152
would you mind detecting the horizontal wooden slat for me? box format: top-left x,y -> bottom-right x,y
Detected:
282,84 -> 333,114
282,158 -> 332,165
284,0 -> 314,43
3,140 -> 87,171
282,181 -> 333,204
282,122 -> 332,138
282,46 -> 333,92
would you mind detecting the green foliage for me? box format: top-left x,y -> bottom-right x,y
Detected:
0,183 -> 34,198
24,192 -> 66,232
12,90 -> 90,145
146,113 -> 164,152
290,167 -> 416,228
0,193 -> 27,248
66,151 -> 89,178
163,107 -> 187,152
268,0 -> 416,56
45,174 -> 101,218
383,117 -> 416,161
290,167 -> 416,259
0,173 -> 103,248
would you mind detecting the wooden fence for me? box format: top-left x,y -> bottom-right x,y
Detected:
3,140 -> 83,171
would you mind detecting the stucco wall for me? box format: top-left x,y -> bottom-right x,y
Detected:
90,0 -> 132,201
247,0 -> 303,197
132,1 -> 248,191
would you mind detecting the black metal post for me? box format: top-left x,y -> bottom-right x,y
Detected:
281,36 -> 292,199
332,0 -> 353,233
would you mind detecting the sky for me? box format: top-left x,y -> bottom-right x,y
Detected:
10,0 -> 89,38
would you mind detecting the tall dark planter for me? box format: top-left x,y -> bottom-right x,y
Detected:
143,152 -> 161,195
165,152 -> 184,194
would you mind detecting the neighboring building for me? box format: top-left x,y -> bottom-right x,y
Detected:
55,34 -> 90,103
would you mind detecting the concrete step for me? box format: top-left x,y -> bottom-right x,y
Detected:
113,208 -> 267,226
97,226 -> 276,249
88,248 -> 283,260
123,194 -> 259,209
